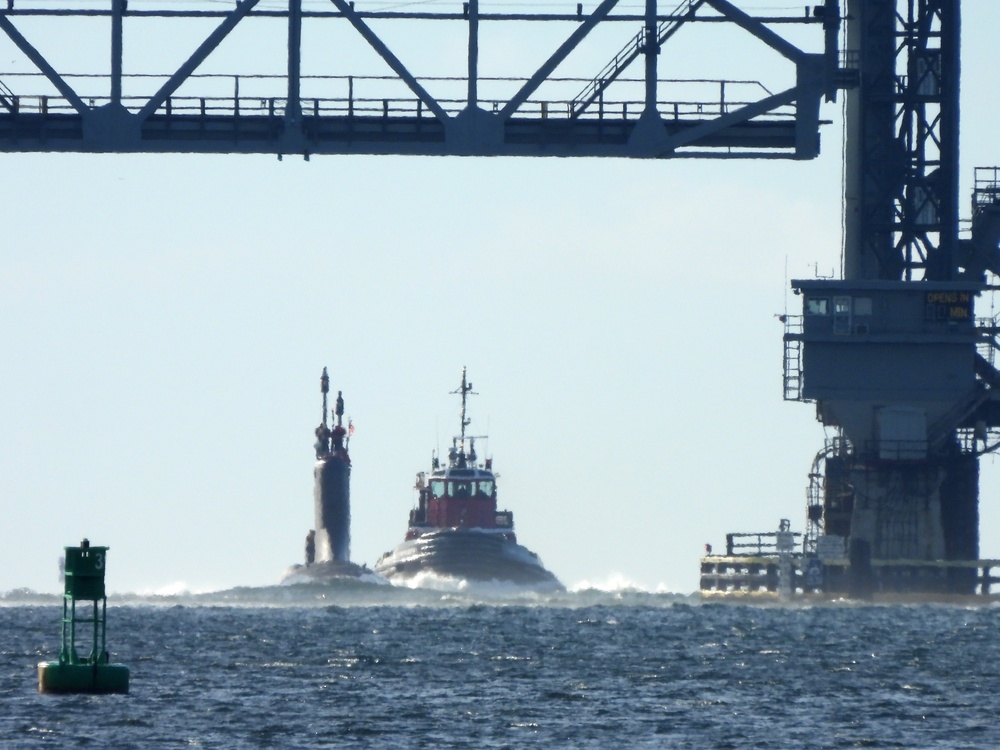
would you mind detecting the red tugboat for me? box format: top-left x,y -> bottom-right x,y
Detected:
374,369 -> 563,591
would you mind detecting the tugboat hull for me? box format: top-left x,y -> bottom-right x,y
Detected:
375,530 -> 563,591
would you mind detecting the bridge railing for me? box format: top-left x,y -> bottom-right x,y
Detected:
0,72 -> 794,122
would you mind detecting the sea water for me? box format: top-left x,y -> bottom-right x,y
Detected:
2,582 -> 999,749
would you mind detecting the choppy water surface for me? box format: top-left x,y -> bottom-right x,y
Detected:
3,584 -> 1000,748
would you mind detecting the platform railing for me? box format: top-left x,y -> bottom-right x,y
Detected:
723,531 -> 803,557
974,167 -> 1000,209
700,556 -> 1000,597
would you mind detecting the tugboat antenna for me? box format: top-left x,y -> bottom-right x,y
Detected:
451,366 -> 478,445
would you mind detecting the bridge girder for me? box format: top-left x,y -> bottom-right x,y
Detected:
0,0 -> 845,158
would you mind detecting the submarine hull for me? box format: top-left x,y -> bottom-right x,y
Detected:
374,529 -> 564,592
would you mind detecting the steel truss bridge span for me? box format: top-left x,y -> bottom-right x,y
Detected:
0,0 -> 846,157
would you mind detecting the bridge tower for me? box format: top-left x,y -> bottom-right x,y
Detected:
785,0 -> 1000,594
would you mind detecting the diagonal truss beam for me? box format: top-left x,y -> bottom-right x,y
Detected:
136,0 -> 261,122
571,0 -> 706,120
327,0 -> 450,124
0,14 -> 88,115
658,86 -> 797,155
704,0 -> 806,63
498,0 -> 620,121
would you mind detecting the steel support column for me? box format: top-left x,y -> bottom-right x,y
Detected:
843,0 -> 961,281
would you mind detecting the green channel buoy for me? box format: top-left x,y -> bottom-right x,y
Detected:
37,539 -> 130,694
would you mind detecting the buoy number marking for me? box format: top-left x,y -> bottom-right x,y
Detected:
94,554 -> 104,570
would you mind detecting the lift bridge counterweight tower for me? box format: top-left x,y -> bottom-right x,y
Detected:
779,1 -> 1000,596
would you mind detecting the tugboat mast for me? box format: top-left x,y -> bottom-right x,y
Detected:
451,366 -> 477,449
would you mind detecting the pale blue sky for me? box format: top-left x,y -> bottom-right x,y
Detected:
2,2 -> 998,594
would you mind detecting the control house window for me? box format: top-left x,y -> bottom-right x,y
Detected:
833,296 -> 852,335
806,298 -> 829,315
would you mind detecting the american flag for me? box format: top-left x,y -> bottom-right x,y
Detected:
348,420 -> 355,436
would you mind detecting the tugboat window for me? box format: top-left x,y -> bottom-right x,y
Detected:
477,481 -> 494,498
449,482 -> 473,497
430,480 -> 445,498
806,298 -> 829,315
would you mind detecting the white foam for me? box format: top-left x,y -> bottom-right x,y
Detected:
395,570 -> 557,600
569,572 -> 679,594
359,570 -> 393,586
133,581 -> 220,597
396,570 -> 468,592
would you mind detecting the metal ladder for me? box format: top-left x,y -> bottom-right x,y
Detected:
568,0 -> 705,120
782,315 -> 803,401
